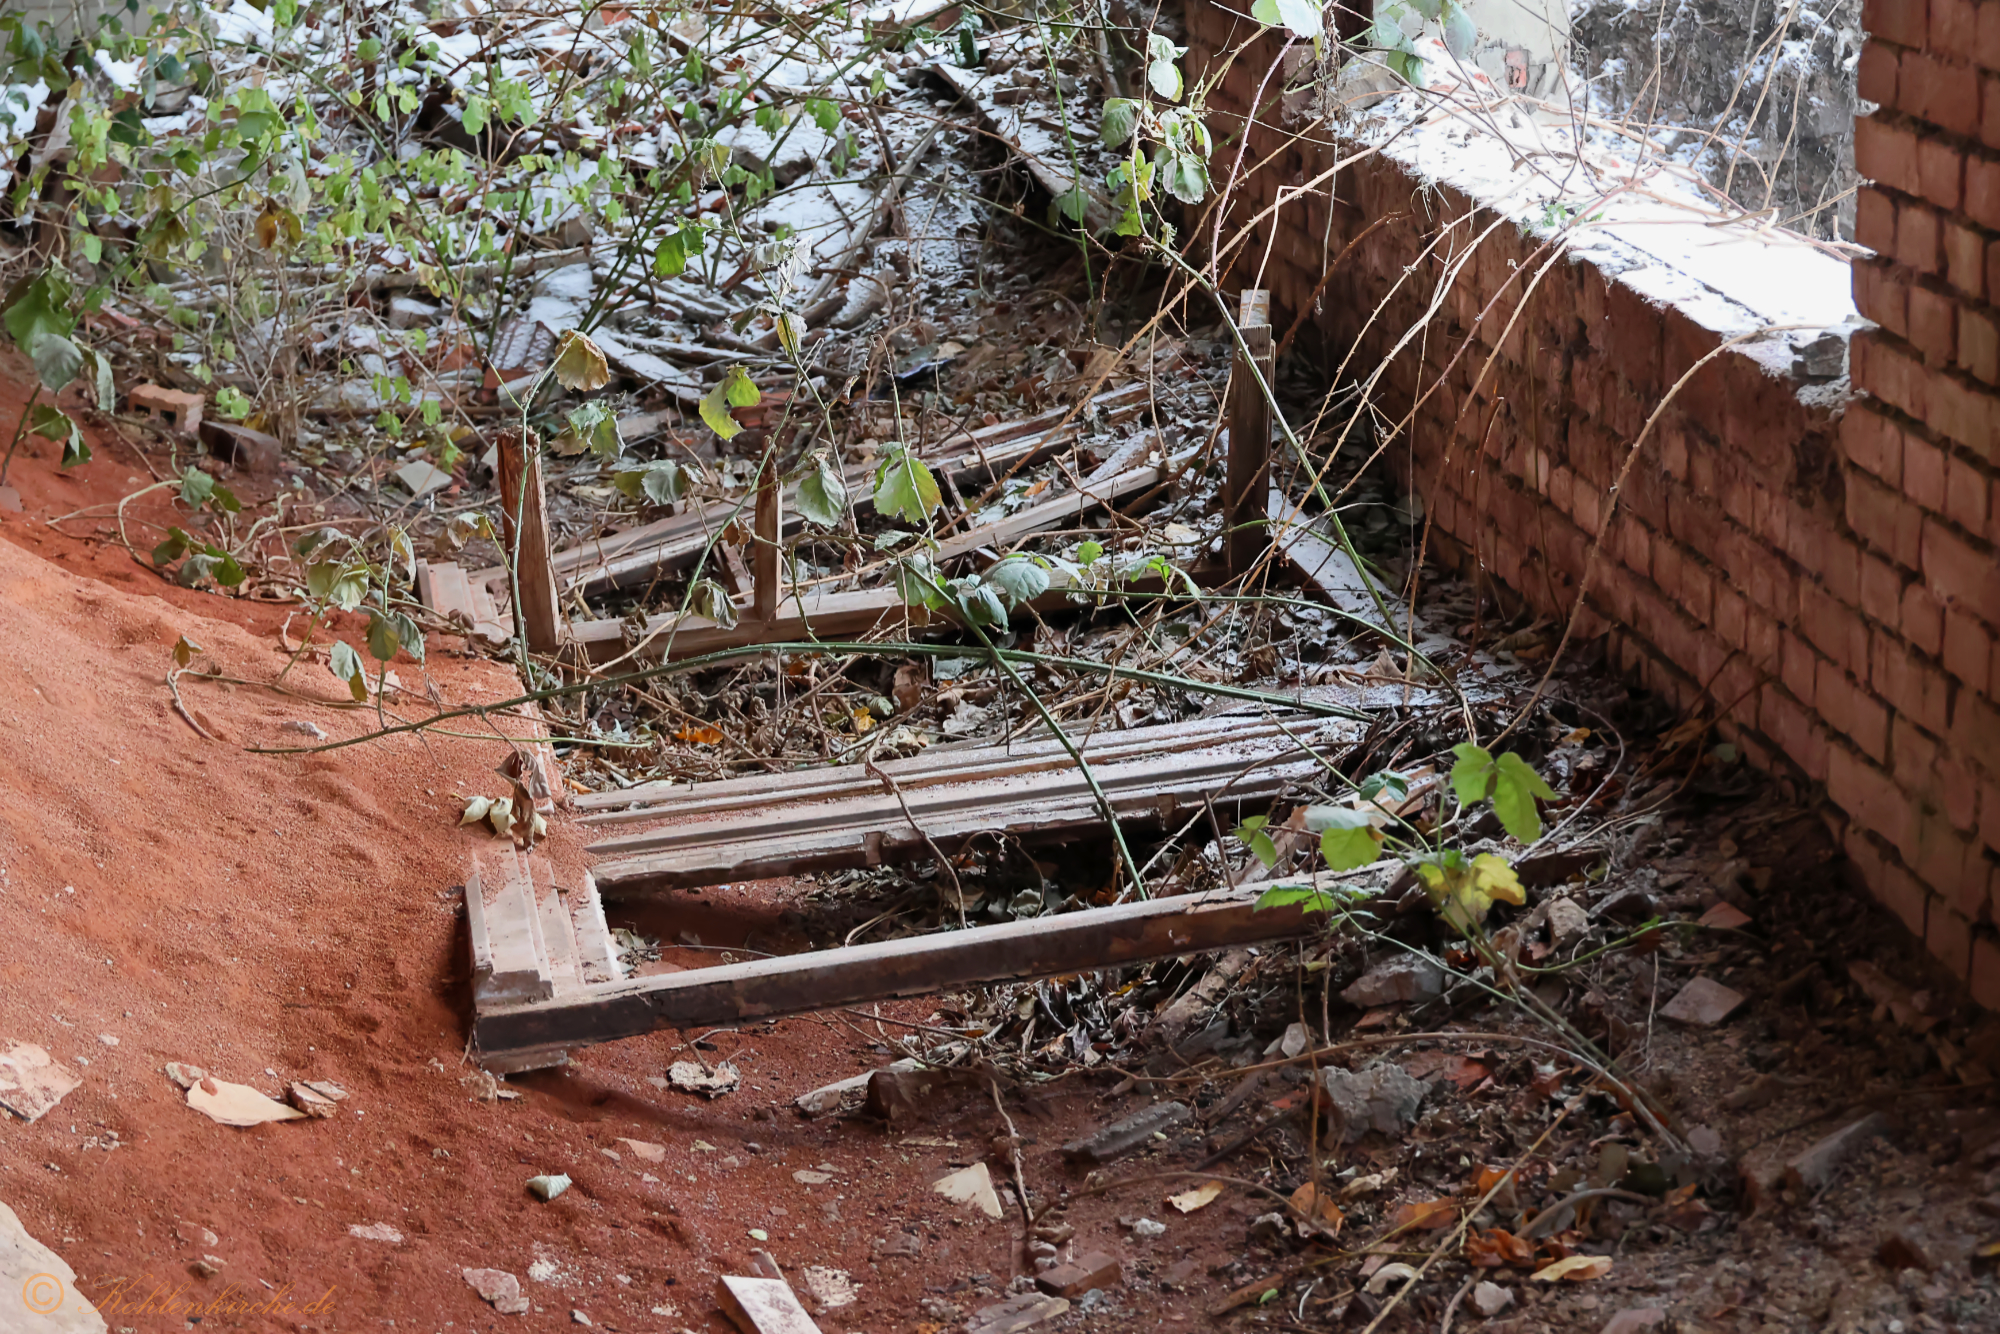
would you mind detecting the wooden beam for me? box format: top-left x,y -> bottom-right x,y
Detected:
495,431 -> 564,654
752,464 -> 781,621
473,879 -> 1329,1059
1226,291 -> 1274,578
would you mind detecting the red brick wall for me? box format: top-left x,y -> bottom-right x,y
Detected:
1185,1 -> 2000,1001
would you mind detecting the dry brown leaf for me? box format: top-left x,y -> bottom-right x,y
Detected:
1532,1254 -> 1613,1282
1287,1182 -> 1344,1231
1465,1227 -> 1535,1268
1167,1180 -> 1225,1213
1389,1197 -> 1457,1232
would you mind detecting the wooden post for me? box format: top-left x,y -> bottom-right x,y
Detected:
1226,289 -> 1274,578
495,430 -> 564,654
752,463 -> 781,621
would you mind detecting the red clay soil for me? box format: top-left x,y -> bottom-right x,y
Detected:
0,372 -> 1207,1333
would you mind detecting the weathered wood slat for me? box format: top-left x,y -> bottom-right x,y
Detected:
574,712 -> 1296,820
473,877 -> 1332,1060
586,718 -> 1357,894
472,385 -> 1151,596
569,586 -> 938,665
1266,488 -> 1396,621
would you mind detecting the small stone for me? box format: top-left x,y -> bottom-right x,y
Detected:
464,1267 -> 530,1315
797,1266 -> 860,1313
175,1221 -> 220,1248
1035,1251 -> 1122,1298
164,1063 -> 208,1090
191,1255 -> 223,1278
571,1310 -> 592,1326
289,1082 -> 340,1118
617,1137 -> 666,1163
1659,977 -> 1747,1026
1546,898 -> 1591,949
527,1173 -> 571,1201
98,1033 -> 118,1046
1129,1217 -> 1166,1238
1319,1062 -> 1430,1142
1341,955 -> 1445,1007
874,1231 -> 923,1259
347,1223 -> 403,1244
1600,1309 -> 1666,1334
1591,886 -> 1657,924
1471,1282 -> 1514,1317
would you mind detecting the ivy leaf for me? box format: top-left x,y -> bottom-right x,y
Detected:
1491,751 -> 1558,844
153,527 -> 190,567
1449,742 -> 1496,807
794,456 -> 847,528
1440,0 -> 1479,57
698,380 -> 741,440
614,460 -> 690,506
30,331 -> 82,390
722,364 -> 761,409
1232,815 -> 1277,869
958,581 -> 1009,627
1100,97 -> 1139,147
654,227 -> 691,277
983,555 -> 1050,606
871,447 -> 941,523
551,329 -> 610,392
1252,0 -> 1323,37
687,577 -> 738,629
1158,149 -> 1210,204
2,269 -> 75,353
553,401 -> 623,458
306,557 -> 368,611
1147,56 -> 1183,101
1308,806 -> 1383,871
1075,539 -> 1104,566
1049,185 -> 1090,225
365,608 -> 425,663
328,640 -> 369,702
171,634 -> 202,668
1252,883 -> 1340,914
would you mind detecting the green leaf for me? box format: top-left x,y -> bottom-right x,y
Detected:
1100,97 -> 1139,147
172,634 -> 202,668
795,456 -> 847,528
366,608 -> 424,663
178,465 -> 216,510
1148,57 -> 1182,101
1357,770 -> 1410,803
983,555 -> 1050,606
1257,0 -> 1323,38
1491,751 -> 1557,844
614,459 -> 691,507
153,527 -> 191,567
553,401 -> 623,458
1075,540 -> 1104,566
654,227 -> 690,277
1440,0 -> 1478,57
214,384 -> 251,419
3,270 -> 75,353
871,448 -> 941,524
1049,185 -> 1089,225
1158,149 -> 1209,204
722,365 -> 761,409
329,641 -> 369,702
83,346 -> 114,411
551,329 -> 610,391
306,557 -> 369,612
461,95 -> 489,136
1308,807 -> 1383,871
1253,883 -> 1339,914
698,379 -> 742,440
1449,742 -> 1495,808
31,332 -> 82,390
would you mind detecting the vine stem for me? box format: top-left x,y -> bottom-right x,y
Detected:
0,382 -> 45,487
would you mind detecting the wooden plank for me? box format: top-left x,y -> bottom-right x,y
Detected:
575,711 -> 1312,821
587,722 -> 1354,894
477,850 -> 553,1004
1266,488 -> 1395,621
495,431 -> 564,654
931,456 -> 1174,565
474,878 -> 1330,1058
1226,292 -> 1274,578
570,586 -> 935,664
416,560 -> 510,645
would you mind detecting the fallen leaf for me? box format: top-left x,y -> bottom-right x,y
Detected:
187,1079 -> 308,1127
1465,1227 -> 1535,1268
1286,1182 -> 1344,1231
1167,1180 -> 1225,1213
1532,1254 -> 1613,1282
675,724 -> 724,745
1389,1197 -> 1457,1231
